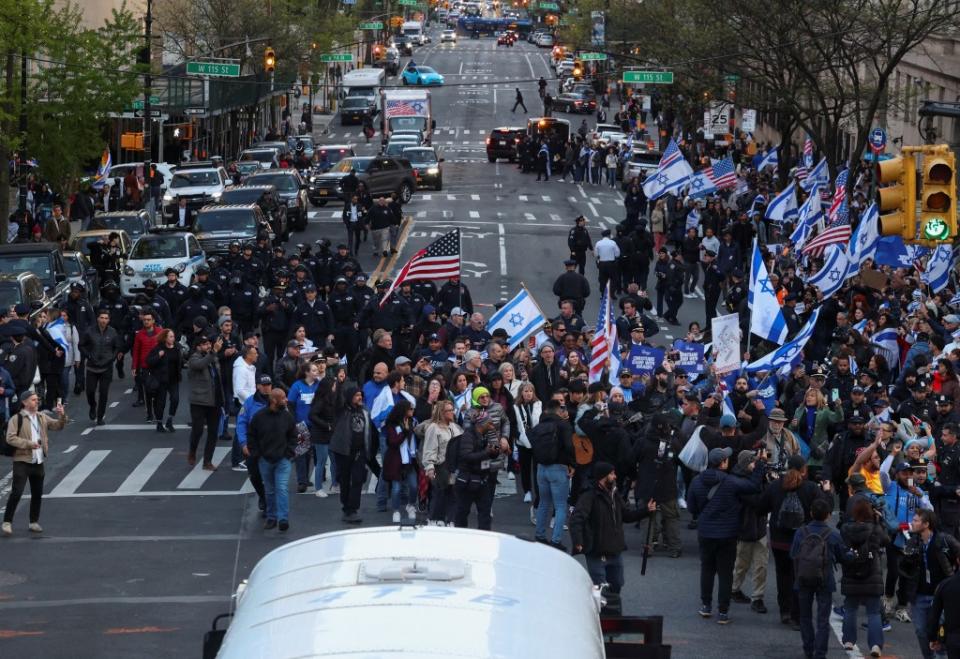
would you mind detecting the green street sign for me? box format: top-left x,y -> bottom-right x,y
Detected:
538,1 -> 559,10
922,217 -> 951,240
622,70 -> 674,84
320,53 -> 354,62
131,96 -> 159,110
724,74 -> 740,82
580,52 -> 607,61
397,0 -> 419,5
186,61 -> 241,77
360,21 -> 384,29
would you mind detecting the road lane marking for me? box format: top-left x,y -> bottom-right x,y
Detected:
109,402 -> 119,408
550,213 -> 561,222
587,202 -> 599,217
499,223 -> 507,276
471,194 -> 480,200
469,211 -> 480,218
446,194 -> 457,200
524,52 -> 536,78
577,185 -> 587,198
421,194 -> 432,201
177,446 -> 230,489
49,449 -> 111,497
524,212 -> 535,221
81,427 -> 93,435
568,196 -> 577,203
541,195 -> 551,202
117,448 -> 173,495
63,445 -> 77,453
124,389 -> 133,395
519,195 -> 528,201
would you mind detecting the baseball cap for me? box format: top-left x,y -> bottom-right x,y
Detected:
12,303 -> 28,315
708,447 -> 733,467
287,339 -> 301,348
893,461 -> 912,473
395,356 -> 412,365
257,375 -> 273,386
618,368 -> 632,377
450,307 -> 466,316
428,333 -> 441,342
720,414 -> 737,428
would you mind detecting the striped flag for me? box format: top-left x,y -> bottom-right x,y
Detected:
379,229 -> 460,305
687,158 -> 737,198
827,170 -> 849,223
588,282 -> 617,383
801,223 -> 852,257
486,288 -> 545,350
800,157 -> 829,192
642,138 -> 694,200
796,136 -> 814,180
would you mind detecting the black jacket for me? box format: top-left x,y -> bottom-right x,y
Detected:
839,520 -> 888,597
247,406 -> 297,462
457,425 -> 499,477
581,409 -> 634,478
758,477 -> 830,550
570,482 -> 650,557
307,377 -> 339,443
145,342 -> 182,385
536,412 -> 575,467
80,324 -> 123,372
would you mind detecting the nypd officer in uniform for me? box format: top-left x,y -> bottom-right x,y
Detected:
329,276 -> 362,361
933,394 -> 960,439
292,282 -> 334,347
933,422 -> 960,538
176,285 -> 218,336
258,281 -> 294,362
235,242 -> 265,286
567,215 -> 593,275
782,292 -> 802,336
191,265 -> 223,308
141,279 -> 173,328
158,268 -> 188,318
725,268 -> 747,314
227,271 -> 260,335
553,258 -> 591,315
702,249 -> 723,331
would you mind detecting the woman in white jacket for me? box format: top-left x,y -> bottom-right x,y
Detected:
58,308 -> 81,401
499,362 -> 522,399
422,400 -> 463,526
513,382 -> 542,508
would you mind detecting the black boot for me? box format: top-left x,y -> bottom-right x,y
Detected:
132,399 -> 144,408
156,421 -> 165,433
165,417 -> 174,432
116,362 -> 125,379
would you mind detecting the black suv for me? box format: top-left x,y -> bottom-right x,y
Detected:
219,185 -> 289,243
0,243 -> 69,301
486,127 -> 524,162
309,156 -> 417,205
193,204 -> 271,255
340,96 -> 378,125
245,169 -> 309,231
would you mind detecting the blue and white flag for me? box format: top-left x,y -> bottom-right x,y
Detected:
44,317 -> 69,352
754,147 -> 778,171
755,372 -> 780,414
765,180 -> 799,223
921,244 -> 955,293
749,239 -> 788,345
643,138 -> 694,200
847,202 -> 880,271
686,207 -> 700,231
800,157 -> 829,192
807,244 -> 850,299
790,183 -> 823,250
745,307 -> 823,374
871,327 -> 900,370
874,237 -> 928,269
486,287 -> 546,350
370,385 -> 416,433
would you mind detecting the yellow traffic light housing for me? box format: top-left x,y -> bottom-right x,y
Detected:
264,47 -> 276,73
919,149 -> 956,243
572,60 -> 583,80
876,154 -> 916,241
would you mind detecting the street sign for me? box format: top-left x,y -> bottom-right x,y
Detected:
186,61 -> 241,77
131,96 -> 159,110
622,70 -> 673,84
133,109 -> 162,118
320,53 -> 354,62
741,108 -> 757,133
724,74 -> 740,83
360,21 -> 384,29
538,1 -> 559,9
397,0 -> 419,5
579,52 -> 607,61
184,107 -> 206,116
869,127 -> 887,154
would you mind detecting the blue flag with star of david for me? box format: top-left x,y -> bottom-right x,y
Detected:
486,288 -> 546,350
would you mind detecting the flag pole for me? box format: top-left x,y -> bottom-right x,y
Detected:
457,228 -> 463,312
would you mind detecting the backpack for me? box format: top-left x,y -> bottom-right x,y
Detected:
444,432 -> 465,474
795,527 -> 832,589
529,421 -> 561,464
572,433 -> 594,466
843,538 -> 875,581
0,415 -> 23,458
777,490 -> 806,530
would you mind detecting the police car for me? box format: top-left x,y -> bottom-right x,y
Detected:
120,230 -> 206,297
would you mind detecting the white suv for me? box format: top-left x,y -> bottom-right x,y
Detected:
161,163 -> 229,223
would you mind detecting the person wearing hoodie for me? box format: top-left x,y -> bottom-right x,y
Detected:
329,386 -> 373,523
629,412 -> 684,558
839,497 -> 890,657
730,450 -> 772,615
687,446 -> 765,624
236,375 -> 273,514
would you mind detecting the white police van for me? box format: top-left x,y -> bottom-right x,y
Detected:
203,526 -> 671,658
121,230 -> 206,297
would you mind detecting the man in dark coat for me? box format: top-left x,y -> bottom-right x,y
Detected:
552,259 -> 591,314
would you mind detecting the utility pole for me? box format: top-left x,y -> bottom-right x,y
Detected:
143,0 -> 153,215
18,51 -> 27,211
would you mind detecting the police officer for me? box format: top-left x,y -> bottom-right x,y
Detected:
224,240 -> 242,270
933,395 -> 960,439
141,279 -> 173,328
897,378 -> 937,425
702,249 -> 723,331
663,250 -> 684,326
436,275 -> 474,318
292,283 -> 334,347
253,232 -> 272,266
268,247 -> 288,283
226,272 -> 259,334
235,242 -> 265,286
258,282 -> 294,362
191,265 -> 223,308
934,423 -> 960,538
329,276 -> 362,361
552,258 -> 590,314
412,279 -> 438,306
176,285 -> 218,336
312,239 -> 334,296
360,280 -> 414,335
397,281 -> 426,320
351,273 -> 374,309
725,269 -> 747,314
567,215 -> 593,275
207,255 -> 231,291
65,281 -> 95,394
330,244 -> 360,278
782,292 -> 802,336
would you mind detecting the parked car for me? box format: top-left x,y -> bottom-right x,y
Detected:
245,169 -> 309,231
0,243 -> 69,302
218,185 -> 289,243
86,210 -> 152,240
193,204 -> 272,255
308,156 -> 417,205
0,273 -> 55,321
121,231 -> 206,297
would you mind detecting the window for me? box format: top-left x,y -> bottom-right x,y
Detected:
378,159 -> 398,171
188,237 -> 203,257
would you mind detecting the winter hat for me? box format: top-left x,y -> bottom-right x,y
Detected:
471,386 -> 490,406
593,461 -> 615,480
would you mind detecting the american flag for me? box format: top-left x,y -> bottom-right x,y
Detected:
801,224 -> 852,257
588,282 -> 617,383
379,229 -> 460,305
827,169 -> 849,223
797,136 -> 813,180
660,137 -> 685,169
386,99 -> 425,117
708,158 -> 737,189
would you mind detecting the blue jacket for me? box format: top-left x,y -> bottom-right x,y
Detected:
884,481 -> 933,548
686,466 -> 763,539
287,379 -> 318,425
790,520 -> 849,593
236,391 -> 268,448
900,339 -> 931,382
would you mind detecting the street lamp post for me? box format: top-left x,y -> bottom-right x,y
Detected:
143,0 -> 153,217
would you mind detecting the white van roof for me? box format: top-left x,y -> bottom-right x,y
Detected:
217,526 -> 606,659
341,68 -> 385,87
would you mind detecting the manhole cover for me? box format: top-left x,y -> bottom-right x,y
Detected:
0,571 -> 26,587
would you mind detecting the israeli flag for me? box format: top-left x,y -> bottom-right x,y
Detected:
643,138 -> 694,200
749,239 -> 788,345
754,147 -> 778,171
807,244 -> 850,300
44,317 -> 69,352
487,288 -> 546,350
847,202 -> 880,272
800,157 -> 829,191
606,346 -> 622,388
790,183 -> 823,251
871,327 -> 900,370
921,244 -> 955,293
765,180 -> 799,223
686,207 -> 700,231
370,385 -> 416,434
745,307 -> 823,374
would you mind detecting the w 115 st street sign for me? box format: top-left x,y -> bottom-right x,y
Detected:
580,53 -> 607,61
186,61 -> 240,77
320,53 -> 354,63
622,70 -> 673,84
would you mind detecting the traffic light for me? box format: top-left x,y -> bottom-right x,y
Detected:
876,154 -> 917,241
572,59 -> 583,80
264,47 -> 276,73
373,44 -> 383,59
918,147 -> 956,242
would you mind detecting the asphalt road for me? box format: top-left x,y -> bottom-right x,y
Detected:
0,28 -> 917,659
